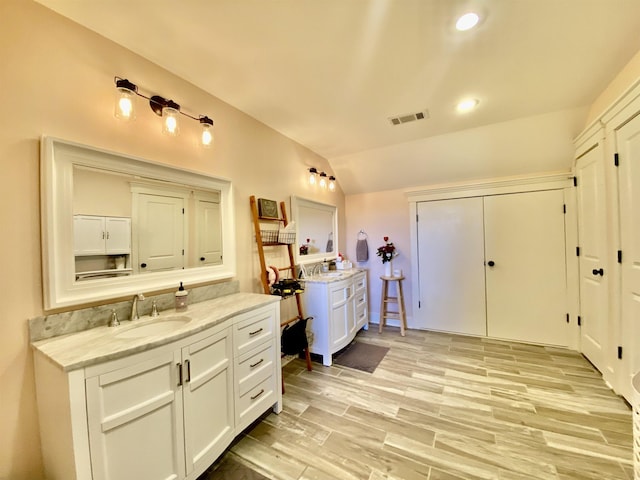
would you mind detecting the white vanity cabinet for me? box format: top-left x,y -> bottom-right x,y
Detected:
32,299 -> 281,480
74,215 -> 131,256
304,271 -> 368,366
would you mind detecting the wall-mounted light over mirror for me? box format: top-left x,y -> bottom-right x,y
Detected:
291,196 -> 338,265
307,167 -> 337,191
114,77 -> 214,147
41,136 -> 236,309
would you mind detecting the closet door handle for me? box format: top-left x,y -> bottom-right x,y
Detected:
592,268 -> 604,276
487,260 -> 495,267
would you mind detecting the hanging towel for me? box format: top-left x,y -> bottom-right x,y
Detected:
356,231 -> 369,262
326,232 -> 333,252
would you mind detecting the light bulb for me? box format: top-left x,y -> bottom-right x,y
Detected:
319,172 -> 327,189
329,176 -> 336,192
114,79 -> 137,121
162,104 -> 180,136
200,117 -> 214,147
308,167 -> 318,186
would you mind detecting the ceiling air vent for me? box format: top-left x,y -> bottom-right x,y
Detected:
389,109 -> 430,126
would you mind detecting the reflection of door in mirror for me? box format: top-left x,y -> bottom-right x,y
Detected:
195,194 -> 222,267
135,192 -> 186,273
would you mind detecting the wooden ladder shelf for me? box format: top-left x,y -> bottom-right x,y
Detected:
250,195 -> 312,373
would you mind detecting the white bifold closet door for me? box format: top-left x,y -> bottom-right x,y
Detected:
484,190 -> 567,345
416,197 -> 487,336
416,190 -> 567,345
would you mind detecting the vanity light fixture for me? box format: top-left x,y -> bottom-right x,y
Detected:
318,172 -> 328,189
328,176 -> 336,192
114,77 -> 215,147
308,167 -> 318,185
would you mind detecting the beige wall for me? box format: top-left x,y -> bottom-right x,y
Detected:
586,48 -> 640,125
0,2 -> 343,479
344,189 -> 412,325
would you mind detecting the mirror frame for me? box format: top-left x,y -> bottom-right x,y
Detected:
291,196 -> 338,265
41,136 -> 236,310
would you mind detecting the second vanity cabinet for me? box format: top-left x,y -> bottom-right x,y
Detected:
303,270 -> 368,366
32,297 -> 281,480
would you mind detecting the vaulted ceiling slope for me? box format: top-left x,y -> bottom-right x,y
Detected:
35,0 -> 640,194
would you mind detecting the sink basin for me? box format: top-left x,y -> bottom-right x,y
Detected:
115,316 -> 192,339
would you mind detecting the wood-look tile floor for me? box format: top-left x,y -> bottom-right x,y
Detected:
221,327 -> 633,480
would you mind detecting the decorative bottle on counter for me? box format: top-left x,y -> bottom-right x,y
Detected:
175,282 -> 188,311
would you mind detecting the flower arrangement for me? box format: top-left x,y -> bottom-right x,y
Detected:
376,236 -> 397,264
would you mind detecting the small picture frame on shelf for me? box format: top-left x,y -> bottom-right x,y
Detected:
257,198 -> 279,219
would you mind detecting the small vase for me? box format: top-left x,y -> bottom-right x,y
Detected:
384,261 -> 392,277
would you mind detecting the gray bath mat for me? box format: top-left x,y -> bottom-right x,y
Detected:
334,341 -> 389,373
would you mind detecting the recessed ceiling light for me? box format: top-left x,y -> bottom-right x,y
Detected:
457,98 -> 479,113
456,12 -> 479,31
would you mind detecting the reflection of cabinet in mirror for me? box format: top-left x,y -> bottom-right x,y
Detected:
74,215 -> 132,280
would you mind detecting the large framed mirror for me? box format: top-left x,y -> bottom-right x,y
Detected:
41,136 -> 236,309
291,196 -> 338,265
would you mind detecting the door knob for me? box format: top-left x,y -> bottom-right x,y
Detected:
140,262 -> 147,268
592,268 -> 604,276
200,257 -> 206,261
487,260 -> 495,267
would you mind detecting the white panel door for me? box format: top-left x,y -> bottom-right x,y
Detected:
137,194 -> 185,273
617,113 -> 640,401
195,199 -> 222,266
484,190 -> 568,345
416,197 -> 486,335
576,144 -> 609,373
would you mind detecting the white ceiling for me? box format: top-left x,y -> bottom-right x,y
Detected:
35,0 -> 640,194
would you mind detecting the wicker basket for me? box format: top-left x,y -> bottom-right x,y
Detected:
260,229 -> 295,244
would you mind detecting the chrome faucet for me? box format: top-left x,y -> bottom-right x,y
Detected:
130,293 -> 145,320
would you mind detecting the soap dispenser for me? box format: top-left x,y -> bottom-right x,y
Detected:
175,282 -> 188,312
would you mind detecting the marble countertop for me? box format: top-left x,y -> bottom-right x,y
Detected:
301,268 -> 365,284
31,292 -> 280,372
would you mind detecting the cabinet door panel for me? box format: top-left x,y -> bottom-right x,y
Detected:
416,197 -> 486,335
484,190 -> 567,345
105,217 -> 131,254
86,351 -> 184,480
182,328 -> 234,476
74,215 -> 105,255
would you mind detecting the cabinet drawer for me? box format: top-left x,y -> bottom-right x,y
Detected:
354,274 -> 366,292
355,290 -> 367,310
357,303 -> 368,325
236,374 -> 276,430
234,310 -> 275,357
236,340 -> 275,396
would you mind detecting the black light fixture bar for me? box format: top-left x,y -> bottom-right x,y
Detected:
114,76 -> 213,125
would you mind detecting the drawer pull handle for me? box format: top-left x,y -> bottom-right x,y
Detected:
250,358 -> 264,368
249,327 -> 264,336
251,388 -> 265,400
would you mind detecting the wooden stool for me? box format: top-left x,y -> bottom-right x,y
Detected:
379,275 -> 407,336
